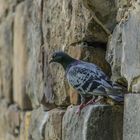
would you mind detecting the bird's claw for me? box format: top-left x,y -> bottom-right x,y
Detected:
85,98 -> 96,106
76,103 -> 86,116
76,97 -> 103,116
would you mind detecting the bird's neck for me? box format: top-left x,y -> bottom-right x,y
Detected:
61,58 -> 76,70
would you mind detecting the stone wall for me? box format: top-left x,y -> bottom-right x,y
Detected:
0,0 -> 140,140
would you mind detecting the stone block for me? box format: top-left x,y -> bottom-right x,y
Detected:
0,15 -> 13,103
82,0 -> 117,31
45,109 -> 65,140
20,112 -> 31,140
106,8 -> 140,91
6,104 -> 20,136
106,25 -> 124,84
121,9 -> 140,91
28,107 -> 48,140
0,0 -> 18,20
28,107 -> 65,140
62,105 -> 123,140
123,94 -> 140,140
25,0 -> 55,110
13,1 -> 32,109
0,99 -> 9,140
0,100 -> 20,140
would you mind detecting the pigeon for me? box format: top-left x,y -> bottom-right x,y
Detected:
49,51 -> 125,114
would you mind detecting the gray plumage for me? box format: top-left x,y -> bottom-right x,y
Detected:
66,61 -> 124,102
49,51 -> 124,102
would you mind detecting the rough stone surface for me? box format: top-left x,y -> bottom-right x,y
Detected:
25,0 -> 45,109
123,94 -> 140,140
0,99 -> 9,140
0,0 -> 21,103
0,100 -> 20,140
45,109 -> 65,140
13,1 -> 32,110
28,107 -> 65,140
20,112 -> 31,140
28,107 -> 48,140
1,0 -> 140,139
106,25 -> 124,84
62,105 -> 123,140
82,0 -> 117,32
0,14 -> 13,102
106,3 -> 140,91
121,8 -> 140,91
0,0 -> 19,21
6,104 -> 21,137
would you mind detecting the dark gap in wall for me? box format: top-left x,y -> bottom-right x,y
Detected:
40,0 -> 45,79
10,18 -> 14,105
82,41 -> 107,50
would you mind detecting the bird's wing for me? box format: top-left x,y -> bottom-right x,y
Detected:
66,61 -> 112,95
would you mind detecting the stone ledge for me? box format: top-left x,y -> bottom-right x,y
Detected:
28,107 -> 65,140
62,104 -> 123,140
123,94 -> 140,140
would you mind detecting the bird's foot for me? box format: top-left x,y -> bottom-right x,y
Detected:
76,103 -> 86,116
85,96 -> 103,106
85,98 -> 96,106
94,96 -> 104,103
76,97 -> 103,115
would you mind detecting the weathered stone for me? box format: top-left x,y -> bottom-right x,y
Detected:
25,0 -> 44,109
62,105 -> 123,140
28,107 -> 65,140
68,87 -> 79,105
5,134 -> 19,140
0,0 -> 8,20
82,0 -> 117,32
28,107 -> 49,140
6,104 -> 20,136
0,14 -> 14,103
132,78 -> 140,93
0,0 -> 21,103
106,7 -> 140,91
123,94 -> 140,140
86,18 -> 109,42
121,9 -> 140,91
0,64 -> 2,97
0,0 -> 18,21
0,100 -> 20,140
106,25 -> 124,84
20,112 -> 31,140
13,1 -> 32,109
0,99 -> 9,140
45,109 -> 65,140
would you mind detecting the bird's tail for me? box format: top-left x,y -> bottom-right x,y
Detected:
106,81 -> 127,102
106,87 -> 126,102
108,94 -> 124,102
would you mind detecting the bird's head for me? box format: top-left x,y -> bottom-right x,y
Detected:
49,51 -> 75,69
49,51 -> 68,64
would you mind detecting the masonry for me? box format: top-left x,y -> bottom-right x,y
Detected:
0,0 -> 140,140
